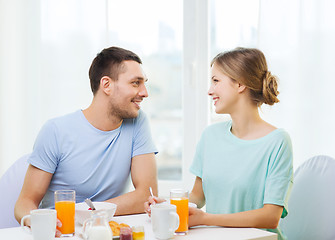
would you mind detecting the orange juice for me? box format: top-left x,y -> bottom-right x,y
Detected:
170,197 -> 189,233
133,231 -> 145,240
132,225 -> 145,240
55,200 -> 75,235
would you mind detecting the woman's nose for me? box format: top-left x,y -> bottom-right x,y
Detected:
208,84 -> 214,96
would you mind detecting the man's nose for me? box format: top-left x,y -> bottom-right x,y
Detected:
139,84 -> 149,98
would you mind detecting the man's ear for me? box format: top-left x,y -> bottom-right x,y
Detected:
237,83 -> 247,93
100,76 -> 113,95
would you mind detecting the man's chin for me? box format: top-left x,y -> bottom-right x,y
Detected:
122,110 -> 139,119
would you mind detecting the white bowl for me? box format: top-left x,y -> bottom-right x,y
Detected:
75,201 -> 117,225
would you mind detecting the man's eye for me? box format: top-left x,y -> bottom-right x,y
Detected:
132,81 -> 140,85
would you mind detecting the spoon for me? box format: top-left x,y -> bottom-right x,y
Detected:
84,198 -> 96,210
149,187 -> 156,206
149,187 -> 154,198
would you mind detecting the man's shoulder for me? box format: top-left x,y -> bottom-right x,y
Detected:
42,110 -> 83,132
47,110 -> 82,124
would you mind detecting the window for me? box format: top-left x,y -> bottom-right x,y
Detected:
209,0 -> 260,124
107,0 -> 183,184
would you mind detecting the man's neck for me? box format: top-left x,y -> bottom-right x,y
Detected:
82,100 -> 123,131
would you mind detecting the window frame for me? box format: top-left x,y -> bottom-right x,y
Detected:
157,0 -> 210,198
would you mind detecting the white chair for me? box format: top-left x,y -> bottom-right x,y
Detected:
280,155 -> 335,240
0,154 -> 30,228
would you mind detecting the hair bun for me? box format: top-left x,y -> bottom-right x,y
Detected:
262,71 -> 279,105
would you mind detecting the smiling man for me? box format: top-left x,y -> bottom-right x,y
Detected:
15,47 -> 158,228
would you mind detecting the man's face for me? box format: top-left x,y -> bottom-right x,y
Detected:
108,60 -> 148,119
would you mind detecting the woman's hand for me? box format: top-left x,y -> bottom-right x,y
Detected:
188,206 -> 206,227
144,196 -> 166,217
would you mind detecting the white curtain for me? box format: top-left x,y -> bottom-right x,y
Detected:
258,0 -> 335,168
1,0 -> 335,175
0,0 -> 108,174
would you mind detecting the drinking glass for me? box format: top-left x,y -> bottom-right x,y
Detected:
132,226 -> 145,240
54,190 -> 75,237
170,189 -> 189,235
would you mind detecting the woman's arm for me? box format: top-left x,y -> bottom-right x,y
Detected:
189,176 -> 206,208
189,204 -> 283,229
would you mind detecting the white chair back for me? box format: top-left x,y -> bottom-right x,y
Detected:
280,155 -> 335,240
0,154 -> 30,228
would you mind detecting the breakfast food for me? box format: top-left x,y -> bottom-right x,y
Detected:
109,221 -> 130,236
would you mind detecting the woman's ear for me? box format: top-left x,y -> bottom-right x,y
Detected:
100,76 -> 112,95
237,83 -> 247,93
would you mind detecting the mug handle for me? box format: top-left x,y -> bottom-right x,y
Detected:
20,215 -> 31,234
169,212 -> 180,233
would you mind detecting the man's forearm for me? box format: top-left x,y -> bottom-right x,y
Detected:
14,197 -> 39,225
106,188 -> 152,215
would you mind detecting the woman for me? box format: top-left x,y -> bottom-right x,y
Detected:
146,47 -> 293,240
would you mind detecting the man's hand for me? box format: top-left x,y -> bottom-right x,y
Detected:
144,196 -> 166,217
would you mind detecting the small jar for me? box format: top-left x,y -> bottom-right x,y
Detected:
120,227 -> 133,240
132,225 -> 145,240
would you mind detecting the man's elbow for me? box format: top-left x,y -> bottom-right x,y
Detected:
14,200 -> 22,224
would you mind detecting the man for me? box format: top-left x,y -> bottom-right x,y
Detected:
15,47 -> 158,226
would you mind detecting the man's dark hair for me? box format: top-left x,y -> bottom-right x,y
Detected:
89,46 -> 142,94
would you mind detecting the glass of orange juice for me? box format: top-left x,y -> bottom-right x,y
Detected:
170,189 -> 189,235
54,190 -> 75,237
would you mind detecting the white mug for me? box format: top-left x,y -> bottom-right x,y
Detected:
151,203 -> 179,240
21,209 -> 57,240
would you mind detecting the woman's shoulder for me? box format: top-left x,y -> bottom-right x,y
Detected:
266,127 -> 292,146
205,120 -> 231,132
200,121 -> 232,140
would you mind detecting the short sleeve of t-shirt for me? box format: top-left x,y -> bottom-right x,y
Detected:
132,111 -> 158,157
190,133 -> 205,178
264,131 -> 293,218
29,120 -> 60,174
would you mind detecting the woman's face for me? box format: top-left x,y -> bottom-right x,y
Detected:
208,63 -> 240,114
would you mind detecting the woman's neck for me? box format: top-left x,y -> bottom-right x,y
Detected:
229,104 -> 275,140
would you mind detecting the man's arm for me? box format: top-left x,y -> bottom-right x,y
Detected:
106,153 -> 157,215
14,164 -> 53,225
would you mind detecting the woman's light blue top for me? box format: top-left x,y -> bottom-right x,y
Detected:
190,120 -> 293,240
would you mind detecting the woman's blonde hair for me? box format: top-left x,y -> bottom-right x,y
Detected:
211,47 -> 279,106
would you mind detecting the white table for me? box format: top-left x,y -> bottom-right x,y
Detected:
0,213 -> 277,240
